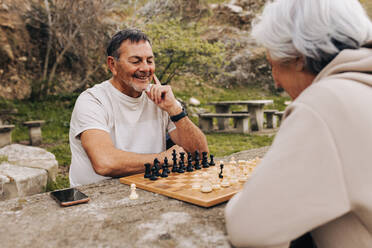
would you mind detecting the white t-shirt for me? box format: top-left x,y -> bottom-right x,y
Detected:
69,80 -> 176,186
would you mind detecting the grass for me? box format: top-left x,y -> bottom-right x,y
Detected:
207,133 -> 274,157
1,82 -> 287,190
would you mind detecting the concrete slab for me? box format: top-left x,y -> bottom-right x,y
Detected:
0,162 -> 47,200
0,144 -> 58,182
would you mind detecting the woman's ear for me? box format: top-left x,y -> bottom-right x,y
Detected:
295,57 -> 305,72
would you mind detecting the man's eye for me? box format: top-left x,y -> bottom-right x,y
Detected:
132,61 -> 140,64
147,60 -> 153,64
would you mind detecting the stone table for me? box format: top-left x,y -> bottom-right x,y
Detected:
0,147 -> 270,248
0,179 -> 229,248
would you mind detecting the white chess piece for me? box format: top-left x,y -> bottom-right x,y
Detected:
129,183 -> 138,200
200,172 -> 213,193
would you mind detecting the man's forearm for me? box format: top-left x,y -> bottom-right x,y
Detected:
171,117 -> 209,154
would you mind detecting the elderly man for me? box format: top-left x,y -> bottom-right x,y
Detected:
225,0 -> 372,248
69,29 -> 208,186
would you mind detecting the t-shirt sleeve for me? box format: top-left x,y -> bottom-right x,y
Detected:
225,102 -> 350,248
70,91 -> 110,139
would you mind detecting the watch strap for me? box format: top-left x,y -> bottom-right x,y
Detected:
170,109 -> 187,122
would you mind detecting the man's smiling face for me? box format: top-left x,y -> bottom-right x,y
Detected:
111,40 -> 155,97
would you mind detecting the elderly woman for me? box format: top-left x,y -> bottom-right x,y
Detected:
225,0 -> 372,248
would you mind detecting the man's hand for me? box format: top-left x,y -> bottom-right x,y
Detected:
160,144 -> 186,162
146,75 -> 182,116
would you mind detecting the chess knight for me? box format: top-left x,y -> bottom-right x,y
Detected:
69,29 -> 208,187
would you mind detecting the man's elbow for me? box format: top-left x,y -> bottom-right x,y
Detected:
91,158 -> 113,177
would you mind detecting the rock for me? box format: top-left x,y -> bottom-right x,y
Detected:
223,3 -> 243,13
189,97 -> 200,106
0,144 -> 58,183
0,162 -> 47,200
1,44 -> 14,61
18,56 -> 27,62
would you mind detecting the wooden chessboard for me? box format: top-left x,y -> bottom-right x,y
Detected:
120,167 -> 245,208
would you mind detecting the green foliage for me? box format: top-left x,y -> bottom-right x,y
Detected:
145,19 -> 226,84
46,144 -> 71,167
46,175 -> 70,191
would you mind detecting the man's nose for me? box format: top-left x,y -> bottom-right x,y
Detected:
139,61 -> 152,71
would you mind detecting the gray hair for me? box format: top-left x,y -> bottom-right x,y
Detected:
251,0 -> 372,74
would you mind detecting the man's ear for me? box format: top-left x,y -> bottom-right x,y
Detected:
107,56 -> 117,76
295,57 -> 305,72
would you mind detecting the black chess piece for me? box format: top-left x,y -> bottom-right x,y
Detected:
178,152 -> 185,173
202,151 -> 209,168
180,152 -> 185,163
154,158 -> 161,176
164,157 -> 170,173
150,166 -> 158,180
144,163 -> 152,178
219,163 -> 224,178
161,163 -> 169,177
209,154 -> 215,166
186,152 -> 194,172
172,150 -> 178,172
194,150 -> 201,170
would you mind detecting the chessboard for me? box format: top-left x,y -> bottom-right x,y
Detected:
120,167 -> 244,208
120,151 -> 261,208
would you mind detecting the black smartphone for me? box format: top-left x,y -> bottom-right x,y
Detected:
50,188 -> 90,207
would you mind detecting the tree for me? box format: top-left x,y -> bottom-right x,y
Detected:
24,0 -> 114,99
145,19 -> 225,85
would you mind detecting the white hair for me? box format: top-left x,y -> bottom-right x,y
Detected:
252,0 -> 372,73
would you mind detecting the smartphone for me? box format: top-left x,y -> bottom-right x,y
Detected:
50,188 -> 90,207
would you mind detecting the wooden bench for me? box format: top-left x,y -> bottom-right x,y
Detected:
23,120 -> 45,146
275,111 -> 285,126
0,125 -> 15,148
264,110 -> 278,128
198,113 -> 250,134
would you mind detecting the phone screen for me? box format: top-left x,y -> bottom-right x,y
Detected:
51,188 -> 89,206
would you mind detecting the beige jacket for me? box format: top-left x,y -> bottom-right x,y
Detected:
225,43 -> 372,248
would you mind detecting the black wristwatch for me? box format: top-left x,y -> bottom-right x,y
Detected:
170,109 -> 187,122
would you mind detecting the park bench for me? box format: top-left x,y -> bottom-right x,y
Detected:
275,111 -> 285,126
264,110 -> 278,129
23,120 -> 45,146
198,113 -> 250,134
0,125 -> 15,148
0,108 -> 18,125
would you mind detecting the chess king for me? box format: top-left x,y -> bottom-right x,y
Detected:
69,28 -> 208,186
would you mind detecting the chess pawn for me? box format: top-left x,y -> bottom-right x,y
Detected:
229,166 -> 239,184
129,183 -> 138,200
200,172 -> 212,193
211,173 -> 221,190
221,176 -> 230,187
209,154 -> 215,166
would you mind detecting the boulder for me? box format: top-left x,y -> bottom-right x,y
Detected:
0,162 -> 47,200
189,97 -> 200,106
0,144 -> 58,182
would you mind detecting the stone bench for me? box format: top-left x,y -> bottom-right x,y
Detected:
23,120 -> 45,146
264,110 -> 278,129
275,111 -> 285,126
0,125 -> 15,148
198,113 -> 250,134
